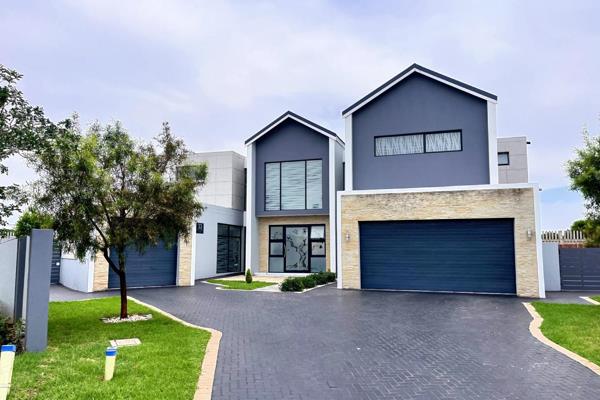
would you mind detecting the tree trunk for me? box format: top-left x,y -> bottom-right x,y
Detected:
118,250 -> 128,319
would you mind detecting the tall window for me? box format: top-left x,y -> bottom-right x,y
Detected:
375,130 -> 462,156
269,225 -> 326,273
265,160 -> 322,211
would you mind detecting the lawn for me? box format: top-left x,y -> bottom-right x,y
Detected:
592,296 -> 600,303
206,279 -> 276,290
10,297 -> 210,400
533,302 -> 600,366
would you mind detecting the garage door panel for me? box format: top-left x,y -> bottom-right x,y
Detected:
360,219 -> 516,294
108,242 -> 177,289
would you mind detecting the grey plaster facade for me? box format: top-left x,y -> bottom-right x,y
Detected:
254,118 -> 330,216
498,136 -> 529,183
351,73 -> 490,190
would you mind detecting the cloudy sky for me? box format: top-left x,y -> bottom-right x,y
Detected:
2,0 -> 599,229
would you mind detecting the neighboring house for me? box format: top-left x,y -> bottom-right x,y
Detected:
497,136 -> 529,184
337,64 -> 544,298
245,111 -> 344,275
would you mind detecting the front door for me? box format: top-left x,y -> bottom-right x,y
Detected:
285,226 -> 309,272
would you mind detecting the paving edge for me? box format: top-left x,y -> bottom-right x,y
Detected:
522,302 -> 600,376
580,296 -> 600,305
128,296 -> 222,400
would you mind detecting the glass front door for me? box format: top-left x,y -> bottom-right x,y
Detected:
284,226 -> 309,272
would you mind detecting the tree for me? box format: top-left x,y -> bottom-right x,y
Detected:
14,208 -> 54,237
32,121 -> 207,318
0,65 -> 55,226
567,126 -> 600,247
571,219 -> 587,231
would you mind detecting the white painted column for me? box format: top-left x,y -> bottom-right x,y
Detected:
344,115 -> 353,191
533,184 -> 546,298
244,143 -> 259,273
328,138 -> 337,274
487,101 -> 499,184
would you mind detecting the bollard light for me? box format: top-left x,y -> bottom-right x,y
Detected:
104,347 -> 118,381
0,344 -> 16,400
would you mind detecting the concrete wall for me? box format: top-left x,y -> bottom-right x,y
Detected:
352,74 -> 490,190
186,151 -> 246,211
542,241 -> 561,291
194,204 -> 245,280
498,137 -> 528,183
339,186 -> 543,298
60,256 -> 93,292
0,238 -> 19,317
254,118 -> 330,216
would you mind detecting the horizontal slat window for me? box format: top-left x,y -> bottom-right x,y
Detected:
375,130 -> 462,157
425,131 -> 461,152
306,160 -> 322,210
265,163 -> 280,211
375,134 -> 423,156
281,161 -> 306,210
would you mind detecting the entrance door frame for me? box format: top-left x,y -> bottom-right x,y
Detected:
269,224 -> 326,273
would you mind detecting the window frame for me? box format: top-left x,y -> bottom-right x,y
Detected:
268,224 -> 326,273
498,151 -> 510,166
374,129 -> 463,157
264,159 -> 323,211
217,223 -> 243,274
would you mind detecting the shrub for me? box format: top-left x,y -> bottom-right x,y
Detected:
245,269 -> 253,284
0,314 -> 25,353
302,275 -> 317,289
311,271 -> 336,285
280,277 -> 305,292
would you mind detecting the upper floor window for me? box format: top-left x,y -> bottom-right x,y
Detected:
498,152 -> 510,166
375,130 -> 462,157
265,159 -> 322,211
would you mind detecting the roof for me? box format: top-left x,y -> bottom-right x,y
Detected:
245,111 -> 344,146
342,64 -> 497,117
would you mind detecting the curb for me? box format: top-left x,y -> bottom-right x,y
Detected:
580,296 -> 600,305
522,302 -> 600,376
201,280 -> 278,292
128,296 -> 222,400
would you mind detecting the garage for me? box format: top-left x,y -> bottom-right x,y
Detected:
359,219 -> 516,294
108,242 -> 177,289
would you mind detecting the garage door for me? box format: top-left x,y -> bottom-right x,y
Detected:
359,219 -> 516,294
108,242 -> 177,289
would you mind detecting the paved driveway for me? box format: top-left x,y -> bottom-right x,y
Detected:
126,284 -> 600,400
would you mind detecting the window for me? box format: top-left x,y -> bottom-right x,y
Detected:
265,160 -> 322,211
498,152 -> 510,166
375,130 -> 462,156
268,225 -> 326,273
217,224 -> 242,273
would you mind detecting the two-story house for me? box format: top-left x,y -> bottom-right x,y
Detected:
336,64 -> 544,297
245,112 -> 344,276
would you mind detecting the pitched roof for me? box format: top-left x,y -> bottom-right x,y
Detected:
342,64 -> 497,117
245,111 -> 344,145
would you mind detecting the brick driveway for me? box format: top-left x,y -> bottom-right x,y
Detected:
127,284 -> 600,400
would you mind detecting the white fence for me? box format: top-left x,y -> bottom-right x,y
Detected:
541,230 -> 586,244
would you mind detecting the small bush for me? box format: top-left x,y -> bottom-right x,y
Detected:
0,314 -> 25,353
302,275 -> 317,289
280,277 -> 305,292
245,269 -> 253,284
311,271 -> 336,285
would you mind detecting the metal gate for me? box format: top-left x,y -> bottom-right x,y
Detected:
559,248 -> 600,291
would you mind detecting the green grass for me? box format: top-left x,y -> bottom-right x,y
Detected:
533,302 -> 600,366
591,296 -> 600,303
206,279 -> 276,290
10,297 -> 210,400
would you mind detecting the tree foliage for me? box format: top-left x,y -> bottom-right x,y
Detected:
567,127 -> 600,247
32,121 -> 207,317
0,65 -> 55,226
14,208 -> 54,237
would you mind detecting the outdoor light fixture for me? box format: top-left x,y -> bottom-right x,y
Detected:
527,229 -> 533,240
345,232 -> 350,241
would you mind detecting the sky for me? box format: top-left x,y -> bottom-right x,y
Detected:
1,0 -> 599,229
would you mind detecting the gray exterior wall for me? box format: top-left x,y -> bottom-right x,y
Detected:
498,136 -> 529,184
0,238 -> 19,317
255,119 -> 329,216
542,241 -> 561,291
351,74 -> 490,190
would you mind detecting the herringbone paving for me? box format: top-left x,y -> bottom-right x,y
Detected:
123,285 -> 600,399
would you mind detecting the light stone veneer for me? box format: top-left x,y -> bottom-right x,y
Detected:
91,232 -> 194,291
340,187 -> 541,297
258,215 -> 330,273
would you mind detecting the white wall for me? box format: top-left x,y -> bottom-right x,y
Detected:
0,238 -> 19,317
60,256 -> 93,292
498,137 -> 529,184
195,204 -> 245,280
186,151 -> 246,211
542,241 -> 561,291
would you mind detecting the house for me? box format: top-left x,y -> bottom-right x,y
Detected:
244,112 -> 344,275
336,64 -> 544,297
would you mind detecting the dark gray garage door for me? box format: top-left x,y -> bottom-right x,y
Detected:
108,242 -> 177,289
360,219 -> 516,294
559,248 -> 600,291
